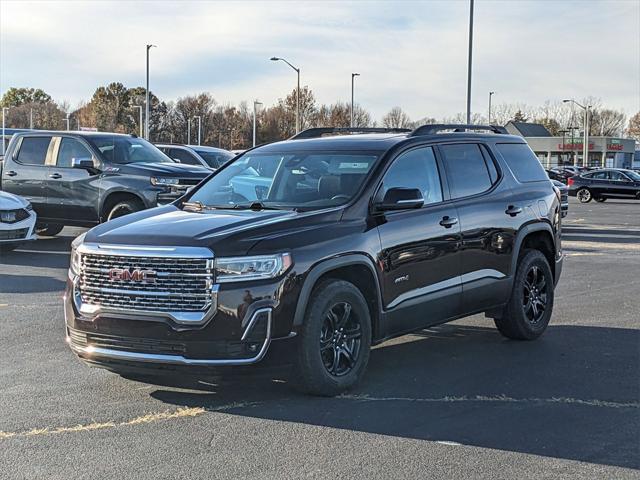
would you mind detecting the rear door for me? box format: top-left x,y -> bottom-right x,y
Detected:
46,136 -> 100,223
376,145 -> 462,336
439,142 -> 517,312
1,135 -> 53,216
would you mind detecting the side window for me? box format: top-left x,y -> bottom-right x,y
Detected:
495,143 -> 548,183
16,136 -> 52,165
440,144 -> 493,199
609,171 -> 627,181
171,149 -> 200,165
56,138 -> 92,168
381,147 -> 443,205
590,171 -> 608,180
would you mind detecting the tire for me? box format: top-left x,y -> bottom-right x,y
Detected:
107,199 -> 143,221
576,188 -> 592,203
494,250 -> 554,340
294,279 -> 372,396
595,197 -> 606,203
36,224 -> 64,236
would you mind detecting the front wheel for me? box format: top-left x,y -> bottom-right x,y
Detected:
107,199 -> 143,221
576,188 -> 592,203
494,250 -> 554,340
294,279 -> 372,396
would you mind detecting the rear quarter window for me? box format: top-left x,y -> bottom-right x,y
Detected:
496,143 -> 548,183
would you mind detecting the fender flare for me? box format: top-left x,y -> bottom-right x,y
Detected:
510,222 -> 556,276
292,254 -> 383,330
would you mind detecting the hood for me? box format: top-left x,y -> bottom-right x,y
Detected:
84,205 -> 341,256
116,162 -> 211,177
0,191 -> 29,209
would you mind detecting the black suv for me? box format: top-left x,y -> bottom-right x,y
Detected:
64,125 -> 563,396
1,131 -> 210,235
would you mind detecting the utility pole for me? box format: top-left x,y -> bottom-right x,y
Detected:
133,105 -> 143,137
187,118 -> 191,145
30,108 -> 33,129
488,91 -> 495,124
64,113 -> 70,131
194,116 -> 202,145
466,0 -> 474,125
145,44 -> 156,140
253,100 -> 262,147
351,73 -> 360,127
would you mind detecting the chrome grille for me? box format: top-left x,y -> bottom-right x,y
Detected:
79,253 -> 214,313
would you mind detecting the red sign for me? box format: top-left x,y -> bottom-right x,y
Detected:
558,143 -> 595,150
607,144 -> 623,151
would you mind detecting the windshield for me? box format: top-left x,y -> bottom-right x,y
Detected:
187,151 -> 380,210
196,150 -> 234,169
87,136 -> 174,164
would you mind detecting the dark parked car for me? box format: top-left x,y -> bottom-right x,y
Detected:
0,131 -> 210,235
64,125 -> 563,396
551,180 -> 568,217
156,144 -> 234,170
568,168 -> 640,203
546,168 -> 572,184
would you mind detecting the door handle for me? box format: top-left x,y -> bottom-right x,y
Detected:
5,170 -> 17,177
49,173 -> 62,179
439,216 -> 458,228
505,205 -> 523,217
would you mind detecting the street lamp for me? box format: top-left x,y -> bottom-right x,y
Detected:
187,118 -> 191,145
1,107 -> 8,156
64,113 -> 70,131
563,99 -> 591,167
271,56 -> 300,133
466,0 -> 474,124
145,44 -> 157,140
488,91 -> 495,124
194,115 -> 202,146
133,105 -> 143,137
351,73 -> 360,128
253,100 -> 262,147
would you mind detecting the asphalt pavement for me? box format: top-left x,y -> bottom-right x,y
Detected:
1,198 -> 638,479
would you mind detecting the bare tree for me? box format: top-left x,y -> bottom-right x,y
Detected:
382,107 -> 413,129
626,112 -> 640,141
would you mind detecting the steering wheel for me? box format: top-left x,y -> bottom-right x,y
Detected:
331,194 -> 350,201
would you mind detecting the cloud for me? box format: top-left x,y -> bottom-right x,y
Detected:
1,0 -> 638,121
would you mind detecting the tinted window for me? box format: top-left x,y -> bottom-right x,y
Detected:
171,148 -> 200,165
609,171 -> 628,181
587,171 -> 608,180
16,136 -> 51,165
381,147 -> 442,205
57,138 -> 92,168
195,150 -> 234,169
87,136 -> 172,164
496,143 -> 549,182
441,144 -> 493,198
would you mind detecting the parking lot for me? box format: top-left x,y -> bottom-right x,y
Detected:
0,198 -> 638,479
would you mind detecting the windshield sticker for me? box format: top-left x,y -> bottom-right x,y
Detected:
338,162 -> 369,169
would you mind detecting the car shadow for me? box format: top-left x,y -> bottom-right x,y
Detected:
0,273 -> 66,293
0,230 -> 80,267
146,324 -> 639,470
563,225 -> 640,244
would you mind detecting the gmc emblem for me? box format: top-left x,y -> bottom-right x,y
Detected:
108,268 -> 156,283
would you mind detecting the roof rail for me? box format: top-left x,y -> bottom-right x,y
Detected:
409,124 -> 508,137
290,127 -> 412,140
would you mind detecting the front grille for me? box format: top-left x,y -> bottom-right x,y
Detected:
178,178 -> 204,187
79,253 -> 214,313
69,328 -> 187,355
0,209 -> 29,224
0,228 -> 28,240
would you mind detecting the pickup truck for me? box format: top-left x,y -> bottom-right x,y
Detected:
0,131 -> 210,235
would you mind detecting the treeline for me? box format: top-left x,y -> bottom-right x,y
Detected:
1,85 -> 638,148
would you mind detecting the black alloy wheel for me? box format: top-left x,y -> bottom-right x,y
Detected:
522,265 -> 548,325
320,301 -> 362,377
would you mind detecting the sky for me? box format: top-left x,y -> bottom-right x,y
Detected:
1,0 -> 639,121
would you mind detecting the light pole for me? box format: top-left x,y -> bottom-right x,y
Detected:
30,108 -> 33,129
1,107 -> 8,156
133,105 -> 143,137
351,73 -> 360,128
253,100 -> 262,147
563,99 -> 590,167
193,116 -> 202,145
271,56 -> 300,133
145,44 -> 156,140
64,113 -> 70,131
187,118 -> 191,145
488,91 -> 495,124
466,0 -> 474,124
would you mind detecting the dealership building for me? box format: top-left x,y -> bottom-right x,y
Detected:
505,121 -> 637,169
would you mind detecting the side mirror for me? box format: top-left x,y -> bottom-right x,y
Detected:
72,157 -> 97,170
375,187 -> 424,211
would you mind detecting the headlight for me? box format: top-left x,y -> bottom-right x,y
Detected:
215,253 -> 292,283
150,177 -> 180,186
25,202 -> 33,211
69,233 -> 86,275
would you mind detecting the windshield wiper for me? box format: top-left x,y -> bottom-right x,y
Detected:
231,202 -> 287,211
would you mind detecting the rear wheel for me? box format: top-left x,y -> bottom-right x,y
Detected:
294,279 -> 371,396
576,188 -> 592,203
36,224 -> 64,236
495,250 -> 554,340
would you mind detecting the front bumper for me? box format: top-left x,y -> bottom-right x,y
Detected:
0,213 -> 37,245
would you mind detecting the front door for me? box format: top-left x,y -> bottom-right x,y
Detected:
46,136 -> 100,223
375,145 -> 462,337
